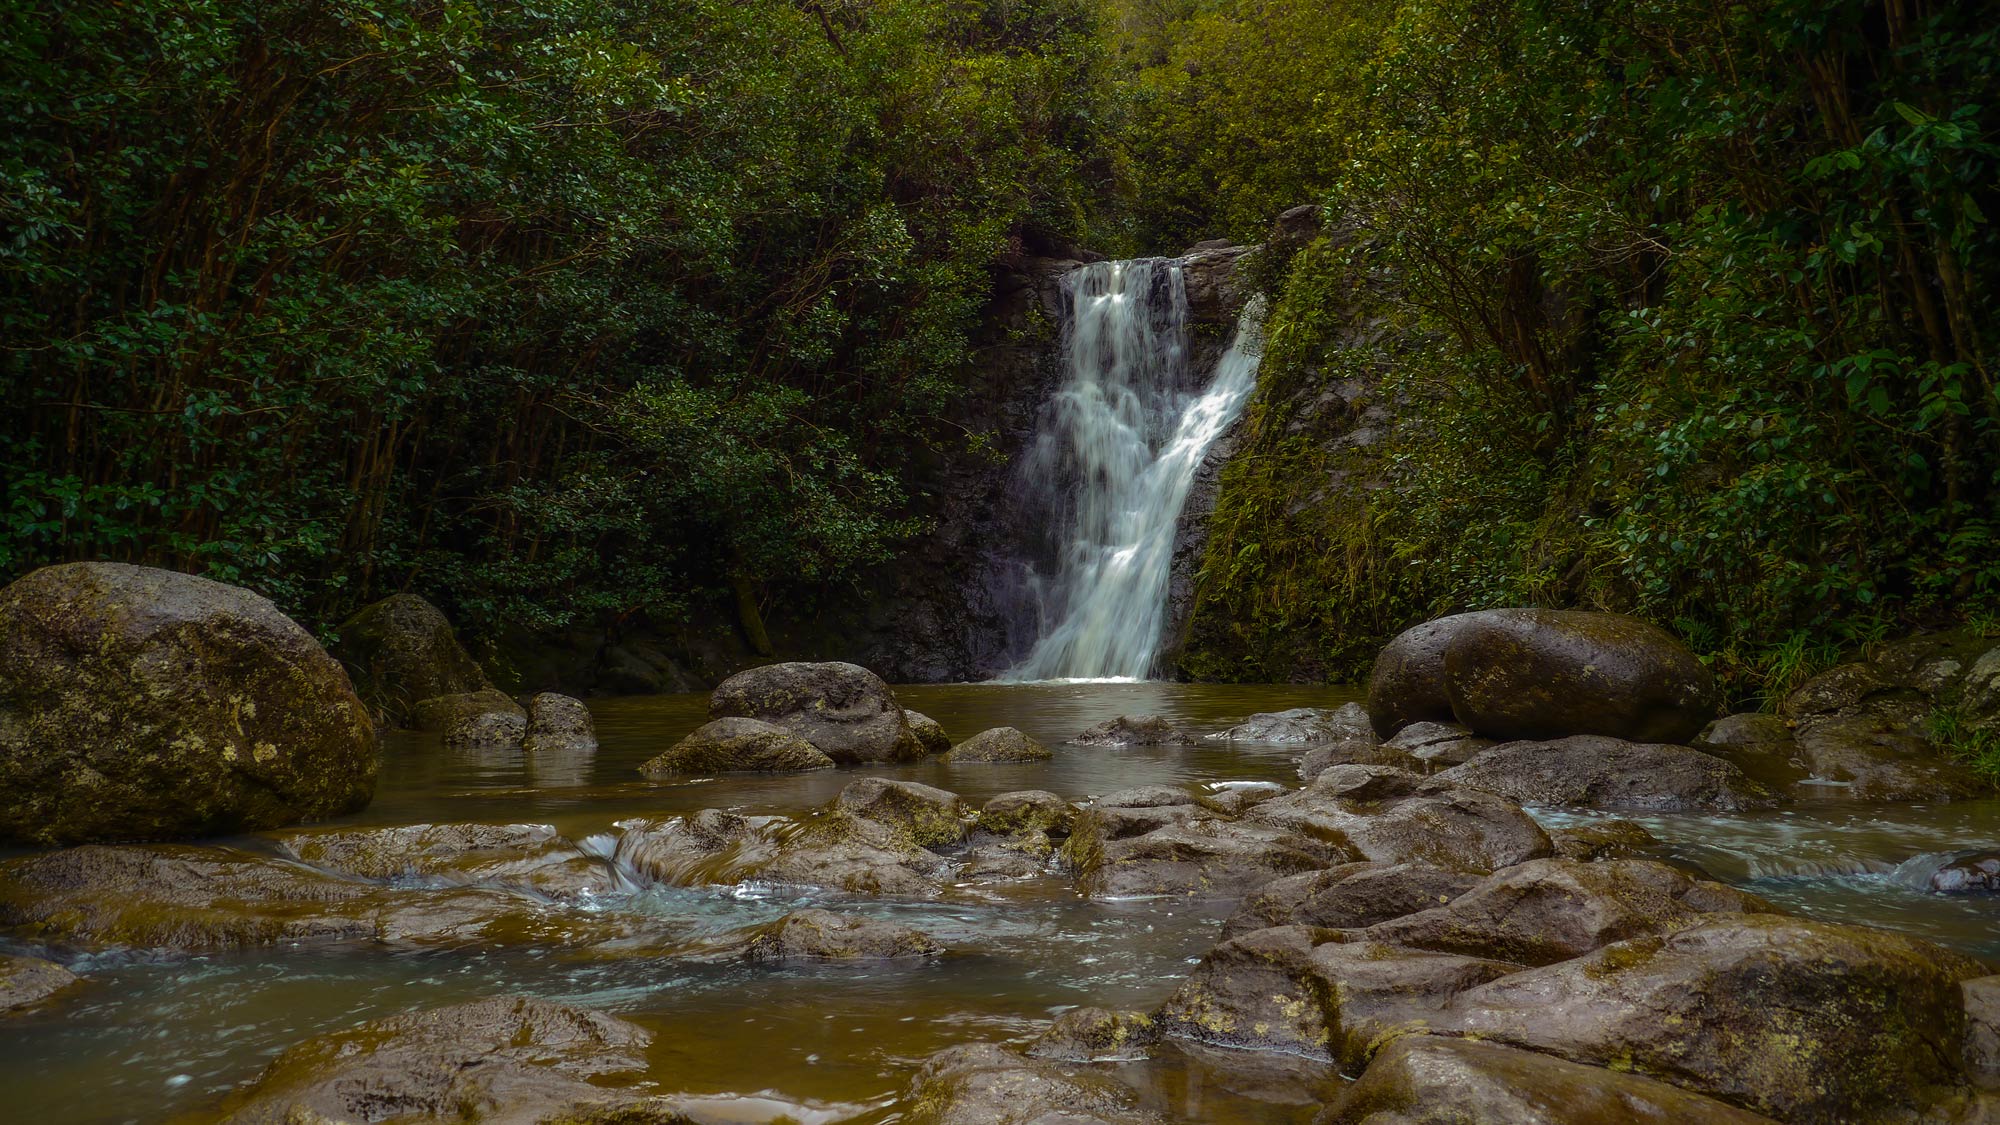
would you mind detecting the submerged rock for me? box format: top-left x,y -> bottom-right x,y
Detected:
638,717 -> 834,775
753,811 -> 956,897
444,708 -> 527,749
942,726 -> 1052,763
273,821 -> 612,897
1324,1035 -> 1782,1124
1435,735 -> 1775,811
710,660 -> 922,764
412,688 -> 525,733
0,953 -> 77,1015
1027,1008 -> 1160,1062
208,996 -> 651,1125
905,710 -> 952,755
901,1042 -> 1163,1125
1072,715 -> 1195,746
0,561 -> 377,846
976,790 -> 1075,836
335,592 -> 490,726
736,908 -> 942,963
1214,703 -> 1376,744
1435,913 -> 1987,1122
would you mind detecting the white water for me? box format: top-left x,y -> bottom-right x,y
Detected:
1003,258 -> 1267,682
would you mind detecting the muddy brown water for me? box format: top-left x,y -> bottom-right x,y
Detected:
2,683 -> 1996,1125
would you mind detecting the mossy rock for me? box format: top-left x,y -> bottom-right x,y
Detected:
942,726 -> 1052,763
737,908 -> 943,962
976,790 -> 1075,836
638,717 -> 834,775
833,778 -> 969,848
905,710 -> 951,755
411,688 -> 524,733
335,592 -> 490,726
0,953 -> 78,1015
0,562 -> 377,846
709,661 -> 922,764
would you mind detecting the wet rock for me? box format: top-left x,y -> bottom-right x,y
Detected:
1180,242 -> 1257,326
1215,703 -> 1376,744
1547,818 -> 1658,861
709,661 -> 922,765
835,778 -> 969,847
1307,762 -> 1427,802
444,708 -> 528,749
976,790 -> 1075,836
1456,610 -> 1719,742
0,562 -> 378,846
525,692 -> 596,752
274,822 -> 612,897
335,592 -> 490,726
1435,735 -> 1775,811
1221,862 -> 1484,940
1790,709 -> 1987,801
1367,614 -> 1487,736
754,811 -> 955,897
1322,1035 -> 1782,1125
411,687 -> 525,732
208,996 -> 650,1125
1072,715 -> 1195,746
1297,740 -> 1421,782
901,1042 -> 1163,1125
1094,784 -> 1201,809
605,810 -> 771,887
1356,857 -> 1774,966
906,710 -> 952,755
942,726 -> 1052,763
1027,1008 -> 1160,1062
1247,777 -> 1553,874
1381,721 -> 1493,765
1062,802 -> 1351,900
1155,925 -> 1517,1068
961,840 -> 1050,879
0,953 -> 77,1015
1968,976 -> 2000,1085
1203,781 -> 1286,816
1932,851 -> 2000,894
737,908 -> 943,962
1437,913 -> 1988,1122
637,717 -> 834,775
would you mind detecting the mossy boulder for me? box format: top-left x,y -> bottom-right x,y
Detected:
976,790 -> 1076,836
525,692 -> 596,752
1026,1008 -> 1160,1062
334,592 -> 489,725
942,726 -> 1052,763
1435,735 -> 1776,812
736,908 -> 943,962
709,660 -> 923,764
834,778 -> 969,847
1323,1035 -> 1782,1124
638,717 -> 834,775
905,709 -> 952,755
443,708 -> 527,749
1366,615 -> 1486,736
0,953 -> 78,1015
411,688 -> 524,733
1436,913 -> 1988,1122
0,562 -> 377,846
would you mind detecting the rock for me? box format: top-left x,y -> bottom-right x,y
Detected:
1322,1035 -> 1782,1124
1247,777 -> 1553,874
1367,614 -> 1486,736
1968,976 -> 2000,1085
1155,925 -> 1517,1068
444,708 -> 527,749
273,822 -> 612,897
835,778 -> 969,847
0,954 -> 77,1015
906,710 -> 952,755
710,661 -> 922,764
1307,762 -> 1426,802
1356,857 -> 1774,966
1062,801 -> 1351,900
0,562 -> 378,846
942,726 -> 1052,763
1027,1008 -> 1159,1062
1381,720 -> 1492,765
1547,818 -> 1658,861
1435,735 -> 1775,811
976,791 -> 1075,836
335,592 -> 490,725
208,996 -> 650,1125
603,810 -> 769,887
900,1042 -> 1163,1125
1297,742 -> 1422,783
1790,710 -> 1987,800
737,908 -> 942,962
1072,715 -> 1194,746
753,811 -> 955,896
1221,862 -> 1484,940
1437,913 -> 1988,1122
1093,784 -> 1201,809
637,717 -> 834,775
525,692 -> 596,751
1265,204 -> 1324,262
1215,703 -> 1376,743
1179,242 -> 1257,326
411,687 -> 525,732
1203,781 -> 1286,816
1932,851 -> 2000,894
1448,610 -> 1718,742
961,842 -> 1050,879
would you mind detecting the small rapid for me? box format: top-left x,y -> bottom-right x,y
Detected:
1003,259 -> 1266,682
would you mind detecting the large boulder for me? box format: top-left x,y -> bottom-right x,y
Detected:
638,717 -> 834,775
900,1042 -> 1163,1125
1435,735 -> 1775,811
1368,610 -> 1717,743
0,953 -> 77,1015
1436,914 -> 1988,1123
0,562 -> 378,845
335,592 -> 489,725
977,790 -> 1076,836
942,726 -> 1052,763
206,997 -> 651,1125
1322,1035 -> 1782,1124
709,661 -> 922,764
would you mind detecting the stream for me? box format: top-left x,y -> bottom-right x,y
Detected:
3,682 -> 1995,1125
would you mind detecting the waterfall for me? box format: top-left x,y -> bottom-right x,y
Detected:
1001,258 -> 1266,682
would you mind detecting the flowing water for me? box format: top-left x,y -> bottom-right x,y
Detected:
3,684 -> 1995,1125
1004,260 -> 1266,681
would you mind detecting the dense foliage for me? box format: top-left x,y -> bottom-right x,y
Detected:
1,0 -> 1109,634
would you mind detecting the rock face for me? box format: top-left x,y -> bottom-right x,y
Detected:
942,726 -> 1052,763
1436,914 -> 1987,1123
0,562 -> 378,845
1436,735 -> 1775,811
1072,715 -> 1195,746
638,717 -> 834,775
208,996 -> 651,1125
335,592 -> 490,725
709,661 -> 922,764
0,954 -> 77,1015
737,908 -> 943,962
901,1042 -> 1162,1125
1368,610 -> 1717,743
1324,1036 -> 1782,1124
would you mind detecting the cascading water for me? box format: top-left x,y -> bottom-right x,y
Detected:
1001,258 -> 1266,682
